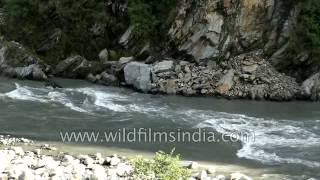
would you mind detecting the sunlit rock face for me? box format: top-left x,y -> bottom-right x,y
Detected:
168,0 -> 298,63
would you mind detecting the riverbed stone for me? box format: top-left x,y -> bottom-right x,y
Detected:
116,163 -> 132,177
92,165 -> 107,180
110,155 -> 121,166
9,147 -> 24,156
100,72 -> 119,86
124,62 -> 152,92
206,166 -> 216,175
216,175 -> 226,180
230,172 -> 253,180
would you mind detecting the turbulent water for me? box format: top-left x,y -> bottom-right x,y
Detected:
0,77 -> 320,179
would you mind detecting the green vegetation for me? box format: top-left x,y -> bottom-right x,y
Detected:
0,0 -> 128,65
127,0 -> 177,43
289,0 -> 320,63
0,0 -> 177,65
131,150 -> 191,180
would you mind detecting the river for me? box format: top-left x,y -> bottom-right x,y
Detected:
0,77 -> 319,179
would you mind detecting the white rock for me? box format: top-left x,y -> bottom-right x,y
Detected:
206,166 -> 216,174
0,173 -> 8,180
95,153 -> 104,164
230,172 -> 253,180
79,155 -> 94,167
92,165 -> 107,180
72,163 -> 86,175
63,155 -> 74,163
216,175 -> 226,180
188,162 -> 199,170
110,156 -> 121,166
38,156 -> 59,170
33,149 -> 41,155
197,170 -> 207,180
8,164 -> 27,179
19,168 -> 35,180
10,146 -> 24,156
116,163 -> 133,177
106,169 -> 118,179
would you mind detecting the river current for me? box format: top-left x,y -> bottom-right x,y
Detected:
0,77 -> 319,179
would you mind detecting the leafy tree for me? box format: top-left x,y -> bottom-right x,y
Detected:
290,0 -> 320,63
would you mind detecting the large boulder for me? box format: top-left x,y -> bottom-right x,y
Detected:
301,73 -> 320,101
0,40 -> 48,80
55,55 -> 105,79
124,62 -> 151,92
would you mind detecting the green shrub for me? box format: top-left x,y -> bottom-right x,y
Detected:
289,0 -> 320,62
127,0 -> 177,44
131,150 -> 191,180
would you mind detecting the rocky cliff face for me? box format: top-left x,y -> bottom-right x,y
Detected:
1,0 -> 319,101
168,0 -> 298,65
123,0 -> 302,100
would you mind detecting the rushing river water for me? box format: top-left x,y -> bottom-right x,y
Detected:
0,77 -> 319,179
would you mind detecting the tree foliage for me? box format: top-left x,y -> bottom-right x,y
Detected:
127,0 -> 177,43
290,0 -> 320,62
0,0 -> 126,64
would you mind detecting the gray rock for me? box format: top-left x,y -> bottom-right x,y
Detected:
153,60 -> 175,74
124,62 -> 151,92
0,40 -> 48,81
166,79 -> 178,95
301,72 -> 320,100
100,72 -> 119,86
119,26 -> 134,47
55,55 -> 105,79
215,69 -> 235,95
119,57 -> 134,65
87,73 -> 97,83
98,49 -> 109,63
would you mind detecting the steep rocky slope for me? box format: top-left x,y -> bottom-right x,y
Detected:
1,0 -> 320,101
168,0 -> 297,65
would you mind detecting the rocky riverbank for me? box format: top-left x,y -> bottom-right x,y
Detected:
0,135 -> 255,180
0,0 -> 320,102
0,36 -> 319,101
